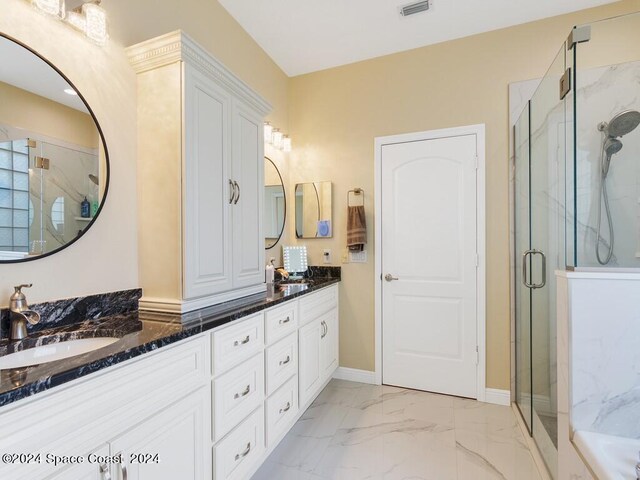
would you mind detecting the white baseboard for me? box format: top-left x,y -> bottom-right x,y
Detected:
484,388 -> 511,406
333,367 -> 377,385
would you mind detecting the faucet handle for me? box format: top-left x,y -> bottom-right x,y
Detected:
14,284 -> 33,293
10,284 -> 33,312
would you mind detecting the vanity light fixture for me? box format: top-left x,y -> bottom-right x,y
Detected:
264,122 -> 273,143
32,0 -> 65,18
82,1 -> 108,45
272,128 -> 283,149
264,122 -> 291,152
282,135 -> 292,152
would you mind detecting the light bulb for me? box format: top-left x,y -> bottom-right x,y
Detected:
83,2 -> 108,45
272,129 -> 283,149
282,135 -> 292,152
264,122 -> 273,144
32,0 -> 65,18
65,10 -> 86,32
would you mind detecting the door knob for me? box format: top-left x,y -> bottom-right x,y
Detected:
384,274 -> 399,282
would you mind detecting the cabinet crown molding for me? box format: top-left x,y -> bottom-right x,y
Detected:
126,30 -> 272,116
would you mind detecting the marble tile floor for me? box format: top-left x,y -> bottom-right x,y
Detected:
252,379 -> 543,480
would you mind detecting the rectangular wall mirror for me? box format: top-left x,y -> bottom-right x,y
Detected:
295,181 -> 332,238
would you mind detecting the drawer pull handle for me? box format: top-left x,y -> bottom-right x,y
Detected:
234,335 -> 250,346
321,320 -> 327,339
279,402 -> 291,414
234,384 -> 251,399
279,355 -> 291,366
279,316 -> 291,325
235,442 -> 251,461
99,464 -> 111,480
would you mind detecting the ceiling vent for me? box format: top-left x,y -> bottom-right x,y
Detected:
399,0 -> 430,17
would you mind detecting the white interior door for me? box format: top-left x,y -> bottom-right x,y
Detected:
381,132 -> 479,398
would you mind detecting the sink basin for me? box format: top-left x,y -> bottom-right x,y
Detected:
0,337 -> 119,370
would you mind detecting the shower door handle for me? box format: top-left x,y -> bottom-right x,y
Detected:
522,249 -> 546,289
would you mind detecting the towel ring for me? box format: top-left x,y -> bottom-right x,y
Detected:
347,188 -> 365,207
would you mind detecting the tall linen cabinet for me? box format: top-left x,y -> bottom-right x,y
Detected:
127,31 -> 271,312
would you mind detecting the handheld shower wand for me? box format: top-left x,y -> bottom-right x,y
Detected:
595,110 -> 640,265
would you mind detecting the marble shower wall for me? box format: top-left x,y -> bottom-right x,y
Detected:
569,274 -> 640,439
575,60 -> 640,268
29,139 -> 99,253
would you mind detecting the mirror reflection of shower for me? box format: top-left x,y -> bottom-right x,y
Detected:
595,110 -> 640,264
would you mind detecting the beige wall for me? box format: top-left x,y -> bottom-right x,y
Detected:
0,81 -> 98,149
288,0 -> 640,389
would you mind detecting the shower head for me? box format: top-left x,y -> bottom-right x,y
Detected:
602,138 -> 623,177
600,110 -> 640,138
604,137 -> 623,156
88,174 -> 99,185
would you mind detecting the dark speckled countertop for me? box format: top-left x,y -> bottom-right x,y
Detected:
0,276 -> 339,408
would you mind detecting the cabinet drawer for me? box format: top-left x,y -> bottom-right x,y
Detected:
213,354 -> 264,442
266,376 -> 299,448
265,301 -> 297,345
265,332 -> 298,396
214,406 -> 265,480
212,313 -> 264,375
299,285 -> 337,326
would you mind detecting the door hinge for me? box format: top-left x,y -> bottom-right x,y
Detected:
475,345 -> 479,365
559,68 -> 571,100
475,253 -> 479,267
474,154 -> 479,170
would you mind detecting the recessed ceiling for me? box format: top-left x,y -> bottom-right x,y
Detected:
218,0 -> 617,76
0,36 -> 88,112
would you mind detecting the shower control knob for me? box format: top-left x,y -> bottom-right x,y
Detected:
384,274 -> 399,282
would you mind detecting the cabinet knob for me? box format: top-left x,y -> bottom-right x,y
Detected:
99,464 -> 112,480
235,442 -> 251,461
233,181 -> 241,204
279,355 -> 291,366
234,384 -> 251,399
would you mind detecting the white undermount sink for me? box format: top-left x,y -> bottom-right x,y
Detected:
0,337 -> 119,370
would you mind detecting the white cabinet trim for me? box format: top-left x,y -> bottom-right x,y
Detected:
126,30 -> 271,116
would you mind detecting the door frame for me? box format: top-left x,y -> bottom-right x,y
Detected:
373,124 -> 486,401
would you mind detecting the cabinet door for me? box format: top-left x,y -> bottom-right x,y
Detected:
320,308 -> 339,382
110,388 -> 210,480
298,317 -> 323,407
183,64 -> 233,299
45,445 -> 110,480
231,99 -> 264,289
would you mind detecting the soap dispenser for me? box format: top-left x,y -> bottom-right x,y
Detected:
265,259 -> 275,284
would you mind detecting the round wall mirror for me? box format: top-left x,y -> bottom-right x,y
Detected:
264,157 -> 285,250
0,33 -> 109,262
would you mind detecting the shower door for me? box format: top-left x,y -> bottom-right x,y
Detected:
515,44 -> 566,479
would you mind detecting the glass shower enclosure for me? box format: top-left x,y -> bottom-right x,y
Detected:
514,11 -> 640,478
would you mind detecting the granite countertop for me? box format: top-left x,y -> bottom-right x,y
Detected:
0,276 -> 339,408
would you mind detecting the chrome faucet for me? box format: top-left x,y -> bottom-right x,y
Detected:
8,284 -> 40,341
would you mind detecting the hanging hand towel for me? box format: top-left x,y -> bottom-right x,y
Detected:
347,205 -> 367,252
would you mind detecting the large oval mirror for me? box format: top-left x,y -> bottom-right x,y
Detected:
264,157 -> 285,250
0,34 -> 109,262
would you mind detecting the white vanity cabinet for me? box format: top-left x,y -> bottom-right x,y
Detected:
127,31 -> 271,313
0,284 -> 340,480
0,335 -> 211,480
299,286 -> 339,407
